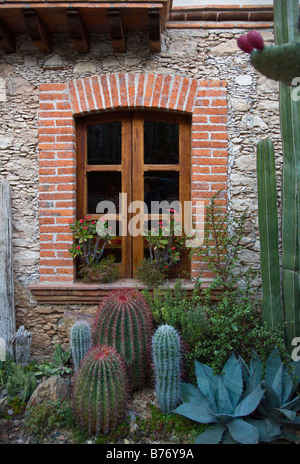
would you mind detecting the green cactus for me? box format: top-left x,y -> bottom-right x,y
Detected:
152,325 -> 181,413
93,289 -> 153,390
238,1 -> 300,350
70,320 -> 92,371
72,345 -> 128,435
6,363 -> 37,405
256,139 -> 284,329
251,42 -> 300,86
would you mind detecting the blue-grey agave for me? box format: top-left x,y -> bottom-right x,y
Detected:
241,350 -> 300,443
174,353 -> 265,444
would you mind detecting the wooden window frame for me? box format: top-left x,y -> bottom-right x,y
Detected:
76,110 -> 191,279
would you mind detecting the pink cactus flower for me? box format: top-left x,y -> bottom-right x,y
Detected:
237,35 -> 254,53
246,30 -> 264,50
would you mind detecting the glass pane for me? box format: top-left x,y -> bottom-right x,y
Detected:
87,122 -> 121,165
87,172 -> 121,214
144,171 -> 179,214
101,222 -> 122,264
144,121 -> 179,164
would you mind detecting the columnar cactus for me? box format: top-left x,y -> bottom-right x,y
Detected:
72,345 -> 128,435
93,289 -> 153,390
152,325 -> 181,413
256,139 -> 284,330
70,320 -> 92,371
237,0 -> 300,350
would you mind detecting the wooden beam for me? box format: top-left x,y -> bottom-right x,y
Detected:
0,179 -> 16,359
149,9 -> 161,53
108,10 -> 126,53
0,17 -> 16,53
23,9 -> 53,53
66,8 -> 90,54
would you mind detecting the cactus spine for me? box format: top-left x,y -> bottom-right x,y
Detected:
152,325 -> 181,413
93,289 -> 153,390
72,345 -> 128,435
256,139 -> 284,329
274,0 -> 300,348
70,320 -> 92,371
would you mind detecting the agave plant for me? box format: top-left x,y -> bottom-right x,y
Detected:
174,353 -> 264,444
240,350 -> 300,443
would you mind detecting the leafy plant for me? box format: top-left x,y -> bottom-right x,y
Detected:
68,216 -> 115,265
6,363 -> 37,405
145,212 -> 186,268
24,400 -> 74,440
174,353 -> 265,444
78,255 -> 119,283
34,344 -> 72,378
241,350 -> 300,443
136,258 -> 166,287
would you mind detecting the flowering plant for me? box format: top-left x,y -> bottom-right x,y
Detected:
145,211 -> 186,270
68,216 -> 115,265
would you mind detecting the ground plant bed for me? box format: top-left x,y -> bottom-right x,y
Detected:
0,388 -> 206,445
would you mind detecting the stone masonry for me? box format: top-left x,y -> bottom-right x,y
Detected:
0,28 -> 281,357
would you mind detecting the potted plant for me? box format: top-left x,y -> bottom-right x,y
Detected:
136,210 -> 187,286
68,216 -> 119,283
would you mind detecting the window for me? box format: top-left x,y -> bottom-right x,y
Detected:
76,111 -> 191,279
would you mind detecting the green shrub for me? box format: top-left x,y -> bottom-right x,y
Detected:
24,400 -> 74,440
136,258 -> 166,287
144,192 -> 290,376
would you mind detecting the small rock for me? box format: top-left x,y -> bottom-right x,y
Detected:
7,409 -> 14,416
26,375 -> 71,408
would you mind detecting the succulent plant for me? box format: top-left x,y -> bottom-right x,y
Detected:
72,345 -> 128,435
70,320 -> 92,371
152,325 -> 181,413
256,139 -> 284,330
174,353 -> 265,444
240,349 -> 300,443
93,289 -> 153,390
6,363 -> 37,405
238,0 -> 300,349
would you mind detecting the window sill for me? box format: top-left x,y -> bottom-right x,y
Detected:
28,278 -> 220,305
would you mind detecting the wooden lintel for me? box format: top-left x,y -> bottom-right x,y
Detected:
0,17 -> 16,53
149,9 -> 161,53
108,10 -> 126,53
66,8 -> 90,54
23,8 -> 53,53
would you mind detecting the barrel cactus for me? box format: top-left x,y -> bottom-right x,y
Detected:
72,345 -> 128,435
152,324 -> 182,413
70,320 -> 92,371
93,289 -> 153,390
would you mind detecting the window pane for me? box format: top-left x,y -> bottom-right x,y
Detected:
144,171 -> 179,213
87,172 -> 121,214
144,121 -> 179,164
87,122 -> 121,165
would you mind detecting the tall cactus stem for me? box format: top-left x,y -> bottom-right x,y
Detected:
256,139 -> 284,330
152,325 -> 182,413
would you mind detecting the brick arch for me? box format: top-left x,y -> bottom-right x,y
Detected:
67,73 -> 199,115
38,73 -> 228,283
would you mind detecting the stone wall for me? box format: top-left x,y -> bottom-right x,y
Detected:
0,28 -> 281,357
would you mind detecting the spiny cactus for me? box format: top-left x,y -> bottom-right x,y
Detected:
72,345 -> 128,435
256,139 -> 284,330
237,0 -> 300,350
152,325 -> 181,413
93,289 -> 153,390
70,320 -> 92,371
